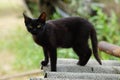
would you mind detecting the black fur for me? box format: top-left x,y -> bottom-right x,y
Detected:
23,12 -> 102,71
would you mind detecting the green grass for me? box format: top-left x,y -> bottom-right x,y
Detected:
0,26 -> 44,71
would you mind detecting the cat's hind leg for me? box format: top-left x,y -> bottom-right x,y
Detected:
73,46 -> 92,66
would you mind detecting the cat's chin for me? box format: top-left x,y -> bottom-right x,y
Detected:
31,32 -> 38,35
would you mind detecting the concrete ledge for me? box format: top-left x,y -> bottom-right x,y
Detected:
41,58 -> 120,66
43,64 -> 120,74
30,78 -> 92,80
56,59 -> 120,66
31,58 -> 120,80
43,59 -> 120,74
46,72 -> 120,80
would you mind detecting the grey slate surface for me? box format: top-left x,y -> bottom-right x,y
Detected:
30,58 -> 120,80
46,72 -> 120,80
43,64 -> 120,74
30,78 -> 93,80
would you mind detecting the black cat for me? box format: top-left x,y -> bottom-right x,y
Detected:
23,12 -> 102,71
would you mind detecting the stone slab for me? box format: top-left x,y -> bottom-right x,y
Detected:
46,72 -> 120,80
30,78 -> 93,80
43,64 -> 120,74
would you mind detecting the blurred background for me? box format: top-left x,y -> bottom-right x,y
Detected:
0,0 -> 120,79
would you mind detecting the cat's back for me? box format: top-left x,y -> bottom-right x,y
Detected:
47,17 -> 92,26
46,17 -> 93,30
47,17 -> 86,23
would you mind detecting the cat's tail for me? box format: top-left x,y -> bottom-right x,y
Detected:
90,28 -> 102,65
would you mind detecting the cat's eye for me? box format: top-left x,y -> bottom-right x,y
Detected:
37,25 -> 41,28
29,26 -> 33,29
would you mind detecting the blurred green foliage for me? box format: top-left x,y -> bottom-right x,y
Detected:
27,1 -> 39,17
89,7 -> 120,43
89,7 -> 120,60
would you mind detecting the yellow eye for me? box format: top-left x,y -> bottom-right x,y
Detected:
29,26 -> 33,29
37,25 -> 41,28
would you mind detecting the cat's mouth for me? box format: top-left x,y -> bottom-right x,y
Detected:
30,31 -> 38,35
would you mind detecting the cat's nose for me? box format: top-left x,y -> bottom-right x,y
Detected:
33,29 -> 36,32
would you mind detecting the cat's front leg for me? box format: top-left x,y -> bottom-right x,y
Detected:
49,48 -> 57,71
41,47 -> 49,66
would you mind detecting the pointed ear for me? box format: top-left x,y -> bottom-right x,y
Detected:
23,13 -> 31,22
38,12 -> 46,23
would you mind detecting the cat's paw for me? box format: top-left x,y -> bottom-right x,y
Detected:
51,69 -> 56,72
77,61 -> 80,65
41,60 -> 48,66
77,61 -> 86,66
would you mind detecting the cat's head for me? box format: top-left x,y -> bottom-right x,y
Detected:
23,12 -> 46,35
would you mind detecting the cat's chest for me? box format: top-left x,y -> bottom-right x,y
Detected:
32,35 -> 45,46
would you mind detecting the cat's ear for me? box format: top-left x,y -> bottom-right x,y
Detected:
23,13 -> 31,22
38,12 -> 46,23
